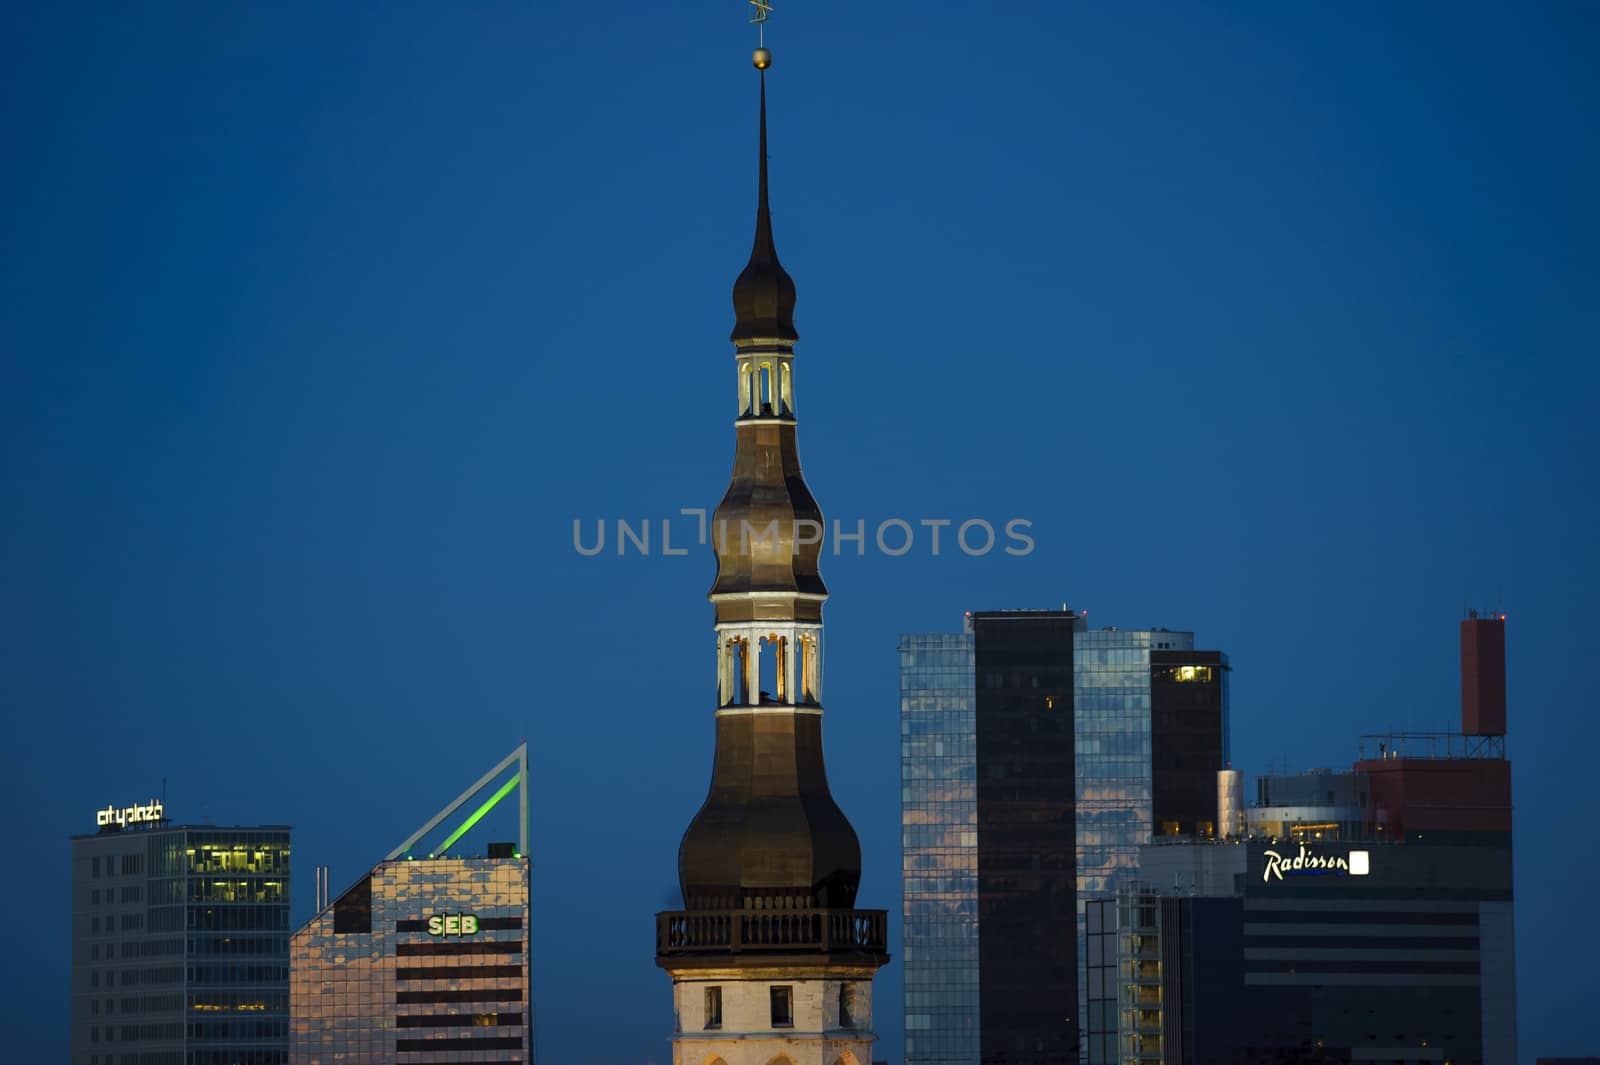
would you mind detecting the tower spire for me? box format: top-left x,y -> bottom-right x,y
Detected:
656,26 -> 887,1065
731,50 -> 797,343
757,70 -> 770,243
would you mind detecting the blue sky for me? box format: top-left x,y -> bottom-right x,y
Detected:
3,3 -> 1597,1062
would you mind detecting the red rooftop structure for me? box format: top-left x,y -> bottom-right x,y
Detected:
1354,614 -> 1512,838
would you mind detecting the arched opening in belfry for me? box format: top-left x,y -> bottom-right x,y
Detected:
759,363 -> 773,415
780,362 -> 792,415
797,633 -> 819,704
739,364 -> 754,416
727,636 -> 752,706
759,634 -> 786,704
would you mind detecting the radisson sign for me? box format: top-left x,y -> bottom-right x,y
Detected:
96,799 -> 164,829
1262,844 -> 1371,882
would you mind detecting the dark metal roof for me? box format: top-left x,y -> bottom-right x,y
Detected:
730,72 -> 798,344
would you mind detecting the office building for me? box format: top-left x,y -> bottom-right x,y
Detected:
71,802 -> 291,1065
1096,836 -> 1513,1064
290,745 -> 531,1064
1085,615 -> 1516,1064
900,612 -> 1229,1065
900,611 -> 1079,1065
653,46 -> 887,1065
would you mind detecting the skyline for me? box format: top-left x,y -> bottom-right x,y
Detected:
5,3 -> 1599,1063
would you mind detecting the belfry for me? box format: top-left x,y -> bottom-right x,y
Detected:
654,38 -> 888,1065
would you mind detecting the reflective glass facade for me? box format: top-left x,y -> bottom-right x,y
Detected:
901,613 -> 1080,1065
290,856 -> 530,1065
1074,630 -> 1176,909
71,824 -> 292,1065
903,617 -> 1229,1065
973,613 -> 1078,1065
1076,630 -> 1229,1065
899,632 -> 978,1065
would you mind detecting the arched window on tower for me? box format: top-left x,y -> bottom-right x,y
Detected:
759,634 -> 787,704
780,362 -> 792,416
797,634 -> 820,704
759,364 -> 773,415
725,636 -> 754,706
739,364 -> 755,417
796,635 -> 809,703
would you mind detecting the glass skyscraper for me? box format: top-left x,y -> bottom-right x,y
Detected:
901,611 -> 1080,1065
1075,630 -> 1229,1064
899,631 -> 979,1065
71,812 -> 292,1065
290,744 -> 531,1065
290,857 -> 530,1064
900,612 -> 1228,1065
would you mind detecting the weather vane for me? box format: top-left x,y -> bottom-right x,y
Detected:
749,0 -> 773,67
749,1 -> 773,28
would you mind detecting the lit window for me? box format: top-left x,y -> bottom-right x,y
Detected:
771,985 -> 793,1028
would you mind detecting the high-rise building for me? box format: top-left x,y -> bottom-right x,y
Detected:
899,612 -> 1230,1065
71,801 -> 291,1065
1097,834 -> 1514,1065
1086,615 -> 1517,1064
901,611 -> 1080,1065
290,745 -> 531,1064
653,43 -> 888,1065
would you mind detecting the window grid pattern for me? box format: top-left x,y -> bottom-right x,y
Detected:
1074,629 -> 1192,1060
70,827 -> 291,1065
899,634 -> 978,1065
289,857 -> 529,1065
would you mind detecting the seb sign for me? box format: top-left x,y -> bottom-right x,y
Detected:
427,914 -> 480,937
1262,844 -> 1371,882
96,800 -> 164,829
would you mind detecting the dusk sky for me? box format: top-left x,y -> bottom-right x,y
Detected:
4,3 -> 1598,1062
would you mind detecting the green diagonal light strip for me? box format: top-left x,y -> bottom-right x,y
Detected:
432,774 -> 520,856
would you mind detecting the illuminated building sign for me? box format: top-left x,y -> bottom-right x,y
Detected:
96,800 -> 164,829
1263,845 -> 1371,882
427,914 -> 480,936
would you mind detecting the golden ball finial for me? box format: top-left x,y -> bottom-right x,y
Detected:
753,47 -> 772,70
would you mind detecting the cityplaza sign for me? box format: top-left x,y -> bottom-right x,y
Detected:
96,800 -> 164,829
427,914 -> 480,937
1262,844 -> 1371,882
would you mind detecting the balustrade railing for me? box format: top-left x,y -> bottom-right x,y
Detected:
656,908 -> 887,956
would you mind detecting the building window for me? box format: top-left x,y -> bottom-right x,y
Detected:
704,986 -> 722,1029
92,857 -> 100,878
770,985 -> 793,1028
839,983 -> 856,1028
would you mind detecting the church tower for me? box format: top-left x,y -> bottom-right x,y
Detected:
655,41 -> 888,1065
